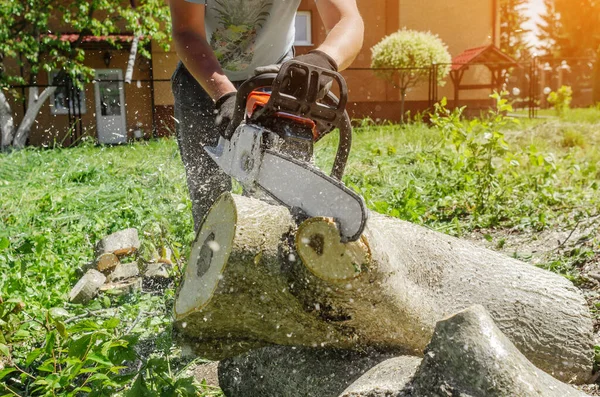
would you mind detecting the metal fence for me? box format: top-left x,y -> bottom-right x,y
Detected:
5,56 -> 598,146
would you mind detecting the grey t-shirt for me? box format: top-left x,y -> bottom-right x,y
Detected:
185,0 -> 301,81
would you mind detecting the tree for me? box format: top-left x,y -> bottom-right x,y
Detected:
499,0 -> 531,59
371,29 -> 451,122
554,0 -> 600,103
537,0 -> 565,58
0,0 -> 171,150
554,0 -> 600,57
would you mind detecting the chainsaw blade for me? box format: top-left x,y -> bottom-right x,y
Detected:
257,150 -> 368,242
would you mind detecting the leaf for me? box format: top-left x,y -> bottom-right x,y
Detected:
68,334 -> 93,358
55,319 -> 68,338
125,375 -> 152,397
102,317 -> 120,329
0,343 -> 9,357
86,352 -> 113,367
0,368 -> 16,381
0,237 -> 9,251
49,307 -> 70,319
25,348 -> 43,366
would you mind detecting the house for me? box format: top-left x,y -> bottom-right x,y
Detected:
17,0 -> 501,146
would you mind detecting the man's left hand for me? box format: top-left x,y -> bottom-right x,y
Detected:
254,50 -> 338,99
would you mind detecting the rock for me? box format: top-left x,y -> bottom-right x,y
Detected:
99,277 -> 143,295
144,262 -> 172,279
218,347 -> 397,397
218,306 -> 591,397
106,262 -> 140,283
143,262 -> 173,290
96,228 -> 140,257
339,357 -> 421,397
95,253 -> 120,273
409,305 -> 589,397
69,269 -> 106,304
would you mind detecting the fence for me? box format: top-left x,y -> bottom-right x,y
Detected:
5,56 -> 599,146
345,56 -> 598,120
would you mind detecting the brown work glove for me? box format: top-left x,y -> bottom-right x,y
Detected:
254,50 -> 338,99
214,91 -> 238,139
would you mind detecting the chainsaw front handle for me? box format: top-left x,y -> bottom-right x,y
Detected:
224,61 -> 352,180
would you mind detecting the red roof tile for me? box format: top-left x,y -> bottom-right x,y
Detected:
451,45 -> 518,71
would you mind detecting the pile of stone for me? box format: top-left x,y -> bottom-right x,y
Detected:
69,228 -> 173,304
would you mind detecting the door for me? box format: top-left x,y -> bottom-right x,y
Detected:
94,69 -> 127,144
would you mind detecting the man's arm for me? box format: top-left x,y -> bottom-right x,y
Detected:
168,1 -> 235,100
314,0 -> 364,71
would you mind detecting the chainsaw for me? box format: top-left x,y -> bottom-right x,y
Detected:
204,61 -> 367,242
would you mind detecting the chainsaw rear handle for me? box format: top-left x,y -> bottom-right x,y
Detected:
223,61 -> 352,180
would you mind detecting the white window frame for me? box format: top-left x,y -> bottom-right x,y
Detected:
48,71 -> 87,116
294,11 -> 313,46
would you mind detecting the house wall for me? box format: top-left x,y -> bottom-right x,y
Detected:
16,0 -> 501,145
10,50 -> 154,146
138,0 -> 502,130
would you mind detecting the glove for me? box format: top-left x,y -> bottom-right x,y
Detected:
214,91 -> 237,139
254,50 -> 338,99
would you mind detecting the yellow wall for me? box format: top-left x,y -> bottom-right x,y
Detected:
399,0 -> 499,102
151,0 -> 500,109
22,50 -> 154,146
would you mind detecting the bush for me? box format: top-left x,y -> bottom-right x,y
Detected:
371,29 -> 451,122
547,85 -> 573,117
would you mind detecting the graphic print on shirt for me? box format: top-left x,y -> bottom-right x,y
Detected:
210,0 -> 273,72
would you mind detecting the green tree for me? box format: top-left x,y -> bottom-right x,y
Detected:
0,0 -> 171,149
537,0 -> 565,58
554,0 -> 600,103
554,0 -> 600,57
371,29 -> 451,122
499,0 -> 531,59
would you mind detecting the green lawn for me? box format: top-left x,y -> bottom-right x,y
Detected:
1,105 -> 599,395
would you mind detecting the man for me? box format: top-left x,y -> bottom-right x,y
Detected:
169,0 -> 364,230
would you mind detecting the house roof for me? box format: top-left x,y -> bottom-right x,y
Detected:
451,45 -> 519,71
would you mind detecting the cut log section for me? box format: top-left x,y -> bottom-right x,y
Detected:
95,253 -> 120,273
69,269 -> 106,304
174,194 -> 350,359
99,277 -> 142,295
95,228 -> 140,257
175,193 -> 594,382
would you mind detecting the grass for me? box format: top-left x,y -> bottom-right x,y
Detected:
0,105 -> 599,394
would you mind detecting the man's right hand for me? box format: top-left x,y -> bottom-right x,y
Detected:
214,91 -> 238,139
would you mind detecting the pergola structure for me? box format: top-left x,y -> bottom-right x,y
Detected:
450,45 -> 519,104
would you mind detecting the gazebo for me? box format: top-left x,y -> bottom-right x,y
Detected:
450,45 -> 519,104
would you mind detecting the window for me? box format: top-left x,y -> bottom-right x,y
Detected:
48,71 -> 86,116
295,11 -> 312,46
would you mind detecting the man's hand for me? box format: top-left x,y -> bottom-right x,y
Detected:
254,50 -> 338,99
214,91 -> 238,139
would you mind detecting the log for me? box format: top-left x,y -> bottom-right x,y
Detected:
218,306 -> 591,397
174,193 -> 593,382
99,277 -> 142,295
69,269 -> 106,304
95,253 -> 120,273
95,228 -> 140,257
174,194 -> 351,359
